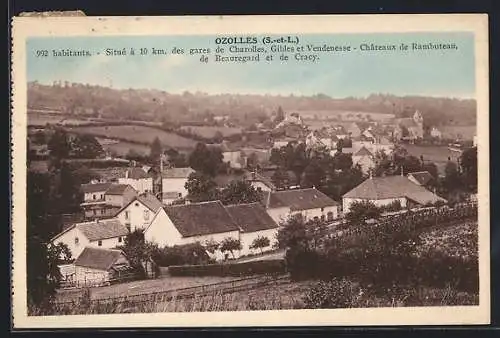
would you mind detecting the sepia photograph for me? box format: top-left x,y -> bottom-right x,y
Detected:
11,14 -> 490,328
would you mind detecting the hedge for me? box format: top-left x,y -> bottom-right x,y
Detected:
167,259 -> 286,277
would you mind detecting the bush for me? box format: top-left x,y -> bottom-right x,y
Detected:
303,278 -> 363,309
154,243 -> 211,267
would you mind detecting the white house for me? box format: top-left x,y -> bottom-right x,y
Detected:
430,127 -> 442,139
72,247 -> 133,287
104,184 -> 138,207
352,146 -> 375,174
81,183 -> 111,203
161,167 -> 195,199
50,218 -> 129,259
225,203 -> 279,256
144,200 -> 241,260
115,192 -> 164,232
118,167 -> 153,194
262,188 -> 340,225
342,175 -> 447,213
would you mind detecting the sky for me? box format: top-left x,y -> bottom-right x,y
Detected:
26,32 -> 475,99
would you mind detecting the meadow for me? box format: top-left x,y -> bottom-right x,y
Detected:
70,125 -> 198,150
179,125 -> 243,138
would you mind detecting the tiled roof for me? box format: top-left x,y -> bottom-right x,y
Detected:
342,175 -> 446,205
81,182 -> 112,193
408,171 -> 433,186
77,218 -> 129,241
126,167 -> 149,179
161,167 -> 195,179
225,203 -> 278,233
136,193 -> 164,212
354,146 -> 373,157
163,201 -> 239,237
74,247 -> 127,271
105,184 -> 134,196
266,188 -> 339,211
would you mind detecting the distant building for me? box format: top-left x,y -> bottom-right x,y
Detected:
72,247 -> 133,287
261,188 -> 340,224
407,171 -> 434,187
118,167 -> 153,194
342,175 -> 446,213
144,201 -> 241,260
115,192 -> 164,232
245,171 -> 276,192
161,167 -> 195,199
104,184 -> 138,208
393,110 -> 425,142
225,203 -> 279,256
272,137 -> 296,149
50,218 -> 129,259
430,127 -> 442,139
352,146 -> 375,174
305,129 -> 338,150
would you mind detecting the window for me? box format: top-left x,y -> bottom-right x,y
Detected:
135,202 -> 139,207
93,194 -> 96,200
320,207 -> 325,212
118,237 -> 122,243
101,209 -> 105,215
125,211 -> 130,220
98,240 -> 102,246
100,194 -> 104,200
327,211 -> 334,221
74,237 -> 79,245
178,193 -> 182,198
144,210 -> 150,220
93,209 -> 97,215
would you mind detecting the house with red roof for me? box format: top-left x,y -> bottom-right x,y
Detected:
342,174 -> 447,213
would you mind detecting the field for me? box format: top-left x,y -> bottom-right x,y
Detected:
101,141 -> 151,157
70,125 -> 198,150
440,125 -> 476,141
179,125 -> 242,138
56,275 -> 246,302
403,144 -> 461,175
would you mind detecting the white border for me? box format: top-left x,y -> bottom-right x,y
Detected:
11,14 -> 490,328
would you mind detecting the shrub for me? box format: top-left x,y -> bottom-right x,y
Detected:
303,278 -> 363,309
167,259 -> 286,277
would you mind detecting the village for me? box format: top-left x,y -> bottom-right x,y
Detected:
26,90 -> 479,314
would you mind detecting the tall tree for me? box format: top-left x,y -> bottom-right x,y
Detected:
188,143 -> 223,177
301,160 -> 326,188
71,134 -> 104,159
444,160 -> 460,192
219,237 -> 242,259
47,128 -> 71,160
149,137 -> 163,161
219,180 -> 261,205
184,171 -> 218,202
460,147 -> 478,192
271,167 -> 291,190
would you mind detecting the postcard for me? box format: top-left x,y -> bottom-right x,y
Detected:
11,14 -> 490,328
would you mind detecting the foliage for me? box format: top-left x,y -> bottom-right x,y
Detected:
149,136 -> 163,161
444,161 -> 460,191
379,200 -> 402,213
47,128 -> 71,159
249,236 -> 271,254
303,279 -> 363,309
218,180 -> 261,205
203,239 -> 220,255
154,243 -> 211,267
460,147 -> 477,192
71,134 -> 104,158
271,167 -> 291,190
345,200 -> 382,224
219,237 -> 242,259
184,172 -> 218,202
118,230 -> 160,278
188,142 -> 223,177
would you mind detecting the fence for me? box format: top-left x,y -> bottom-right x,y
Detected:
53,274 -> 290,309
